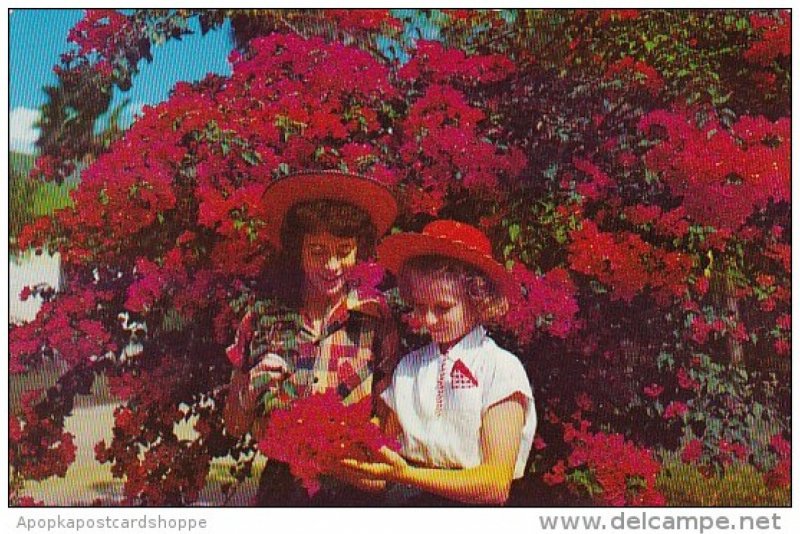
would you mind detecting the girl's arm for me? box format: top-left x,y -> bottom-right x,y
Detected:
374,397 -> 401,436
223,355 -> 290,438
345,393 -> 526,505
222,368 -> 260,438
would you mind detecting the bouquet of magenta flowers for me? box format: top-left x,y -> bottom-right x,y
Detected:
258,391 -> 398,496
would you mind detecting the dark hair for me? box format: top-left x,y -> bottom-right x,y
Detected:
280,200 -> 377,260
269,200 -> 377,305
398,255 -> 509,323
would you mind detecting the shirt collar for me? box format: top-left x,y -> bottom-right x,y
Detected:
425,325 -> 487,359
301,288 -> 387,340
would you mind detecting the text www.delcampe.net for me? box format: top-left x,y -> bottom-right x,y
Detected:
538,511 -> 782,533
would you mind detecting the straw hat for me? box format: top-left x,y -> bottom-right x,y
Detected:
261,171 -> 398,249
377,220 -> 517,298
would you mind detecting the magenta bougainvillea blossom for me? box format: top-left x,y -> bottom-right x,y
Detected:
544,420 -> 666,506
258,392 -> 398,496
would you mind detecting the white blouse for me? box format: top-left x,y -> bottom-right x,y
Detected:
381,326 -> 536,479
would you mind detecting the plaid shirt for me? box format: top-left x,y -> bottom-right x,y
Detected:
244,290 -> 397,406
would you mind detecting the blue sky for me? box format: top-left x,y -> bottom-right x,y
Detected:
9,9 -> 234,153
8,9 -> 450,154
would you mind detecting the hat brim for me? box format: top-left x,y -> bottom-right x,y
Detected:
261,172 -> 398,249
377,233 -> 517,299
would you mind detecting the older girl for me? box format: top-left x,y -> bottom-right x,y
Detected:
224,171 -> 398,505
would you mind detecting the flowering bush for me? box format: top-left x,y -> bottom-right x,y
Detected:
10,9 -> 790,505
10,390 -> 76,481
763,433 -> 791,490
638,110 -> 790,233
258,392 -> 397,496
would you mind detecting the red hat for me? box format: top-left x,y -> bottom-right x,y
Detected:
377,220 -> 517,299
261,171 -> 398,249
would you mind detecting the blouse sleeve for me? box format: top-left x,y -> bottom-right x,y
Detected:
482,353 -> 534,411
482,352 -> 537,480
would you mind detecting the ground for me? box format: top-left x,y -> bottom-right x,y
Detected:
13,365 -> 265,506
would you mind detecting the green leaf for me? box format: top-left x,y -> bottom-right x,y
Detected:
543,163 -> 559,180
735,368 -> 748,381
554,226 -> 568,245
589,280 -> 608,295
657,352 -> 675,370
251,373 -> 273,392
283,380 -> 298,398
242,151 -> 261,166
736,17 -> 748,30
644,169 -> 660,184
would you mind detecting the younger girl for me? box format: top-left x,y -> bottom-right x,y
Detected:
344,220 -> 536,505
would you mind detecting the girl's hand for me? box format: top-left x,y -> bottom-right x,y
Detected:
326,462 -> 387,493
238,353 -> 290,406
250,353 -> 290,389
225,353 -> 290,439
340,447 -> 410,482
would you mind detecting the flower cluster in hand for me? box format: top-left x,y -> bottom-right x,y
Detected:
258,391 -> 398,496
544,421 -> 666,506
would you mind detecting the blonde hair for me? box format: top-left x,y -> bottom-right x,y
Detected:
398,255 -> 509,323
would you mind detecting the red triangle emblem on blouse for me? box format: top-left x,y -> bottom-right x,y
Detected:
451,359 -> 479,388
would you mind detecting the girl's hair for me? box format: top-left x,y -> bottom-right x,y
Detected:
397,255 -> 509,323
280,199 -> 377,260
268,200 -> 377,305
